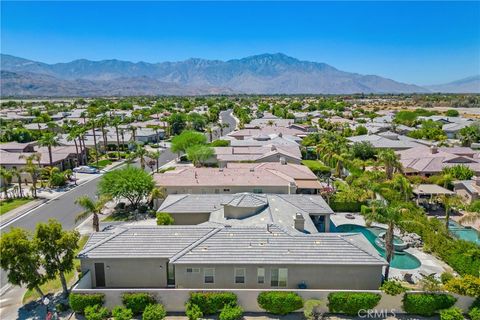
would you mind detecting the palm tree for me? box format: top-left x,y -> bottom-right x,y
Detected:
129,125 -> 137,143
0,168 -> 13,199
129,143 -> 148,170
147,151 -> 161,173
459,211 -> 480,224
111,116 -> 122,159
391,173 -> 412,201
377,149 -> 402,180
38,132 -> 59,166
10,167 -> 23,198
75,195 -> 111,232
98,115 -> 109,153
67,128 -> 82,166
149,187 -> 167,209
88,117 -> 99,165
436,194 -> 463,232
206,126 -> 213,142
19,153 -> 41,198
363,203 -> 406,280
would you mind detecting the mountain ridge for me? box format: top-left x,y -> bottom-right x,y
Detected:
1,53 -> 478,96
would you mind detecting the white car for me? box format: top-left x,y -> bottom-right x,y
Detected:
73,166 -> 99,174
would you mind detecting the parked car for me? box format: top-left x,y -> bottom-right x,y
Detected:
73,166 -> 99,174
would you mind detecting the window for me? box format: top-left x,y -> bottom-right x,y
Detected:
223,188 -> 230,192
253,188 -> 263,194
257,268 -> 265,284
204,268 -> 215,284
234,268 -> 245,284
186,268 -> 200,274
270,268 -> 288,287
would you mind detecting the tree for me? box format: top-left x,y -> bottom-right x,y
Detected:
98,166 -> 154,209
19,153 -> 41,198
458,123 -> 480,147
391,173 -> 412,202
156,212 -> 174,225
168,113 -> 187,135
0,228 -> 47,298
442,165 -> 474,180
38,132 -> 59,166
75,195 -> 111,232
147,151 -> 161,173
0,168 -> 13,199
171,130 -> 207,155
188,112 -> 207,131
129,143 -> 148,170
186,145 -> 214,167
350,141 -> 376,160
436,194 -> 463,232
67,127 -> 82,166
363,203 -> 406,280
111,116 -> 123,158
377,149 -> 402,180
445,109 -> 460,117
10,167 -> 24,198
34,219 -> 80,297
149,187 -> 166,209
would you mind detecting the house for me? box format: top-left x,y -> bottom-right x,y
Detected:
213,145 -> 302,166
228,127 -> 306,140
397,146 -> 480,176
153,162 -> 322,195
347,131 -> 429,150
454,177 -> 480,204
77,224 -> 386,290
158,193 -> 333,231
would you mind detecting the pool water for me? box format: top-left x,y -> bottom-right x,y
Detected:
330,223 -> 422,270
446,220 -> 479,245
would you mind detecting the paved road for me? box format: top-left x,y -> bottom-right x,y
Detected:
0,109 -> 236,291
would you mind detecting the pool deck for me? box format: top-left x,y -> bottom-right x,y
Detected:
330,212 -> 454,282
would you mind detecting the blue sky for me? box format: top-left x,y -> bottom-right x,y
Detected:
1,1 -> 479,85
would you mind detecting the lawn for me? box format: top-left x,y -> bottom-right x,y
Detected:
88,159 -> 113,169
0,198 -> 33,215
23,236 -> 89,303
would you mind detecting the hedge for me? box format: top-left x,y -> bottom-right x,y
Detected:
85,305 -> 110,320
69,293 -> 105,314
142,304 -> 167,320
403,293 -> 457,316
185,302 -> 203,320
188,291 -> 237,315
257,291 -> 303,315
122,292 -> 156,315
330,201 -> 366,212
328,292 -> 381,316
219,305 -> 244,320
440,308 -> 464,320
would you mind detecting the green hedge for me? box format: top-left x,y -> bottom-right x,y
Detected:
185,302 -> 203,320
328,292 -> 381,316
440,308 -> 464,320
330,201 -> 366,212
85,305 -> 110,320
122,292 -> 156,315
219,305 -> 244,320
142,304 -> 167,320
403,293 -> 457,316
69,293 -> 105,314
257,291 -> 303,315
188,291 -> 237,315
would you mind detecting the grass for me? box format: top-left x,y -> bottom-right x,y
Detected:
23,235 -> 89,304
0,197 -> 33,215
103,210 -> 131,222
88,159 -> 113,169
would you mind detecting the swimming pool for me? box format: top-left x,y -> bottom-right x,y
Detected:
330,223 -> 422,270
446,220 -> 479,245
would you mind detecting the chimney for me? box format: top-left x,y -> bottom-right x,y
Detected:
430,145 -> 438,154
294,213 -> 305,232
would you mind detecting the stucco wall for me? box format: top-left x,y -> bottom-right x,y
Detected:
169,212 -> 211,225
81,258 -> 169,288
174,264 -> 383,290
164,185 -> 291,195
71,285 -> 476,313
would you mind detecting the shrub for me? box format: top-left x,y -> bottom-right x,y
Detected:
156,212 -> 174,225
85,304 -> 110,320
185,302 -> 203,320
55,302 -> 69,312
441,272 -> 455,284
142,304 -> 167,320
445,275 -> 480,297
112,306 -> 133,320
330,201 -> 365,212
69,293 -> 105,314
440,307 -> 464,320
188,291 -> 237,315
328,292 -> 381,316
121,292 -> 156,315
403,293 -> 457,316
219,305 -> 243,320
469,307 -> 480,320
304,299 -> 324,320
380,280 -> 407,296
257,291 -> 303,315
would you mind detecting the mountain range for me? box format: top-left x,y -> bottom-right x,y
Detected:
1,53 -> 478,96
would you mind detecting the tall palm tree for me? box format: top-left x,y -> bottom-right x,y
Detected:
111,116 -> 122,159
67,128 -> 82,166
147,151 -> 161,172
75,195 -> 111,232
0,168 -> 13,199
391,173 -> 412,201
38,132 -> 59,166
19,153 -> 41,198
88,117 -> 99,165
129,125 -> 137,143
129,143 -> 147,170
149,187 -> 167,209
363,203 -> 406,280
10,167 -> 23,198
206,126 -> 213,142
436,194 -> 462,232
377,149 -> 402,180
98,115 -> 109,153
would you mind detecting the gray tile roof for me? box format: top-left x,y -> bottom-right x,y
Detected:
171,225 -> 387,266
